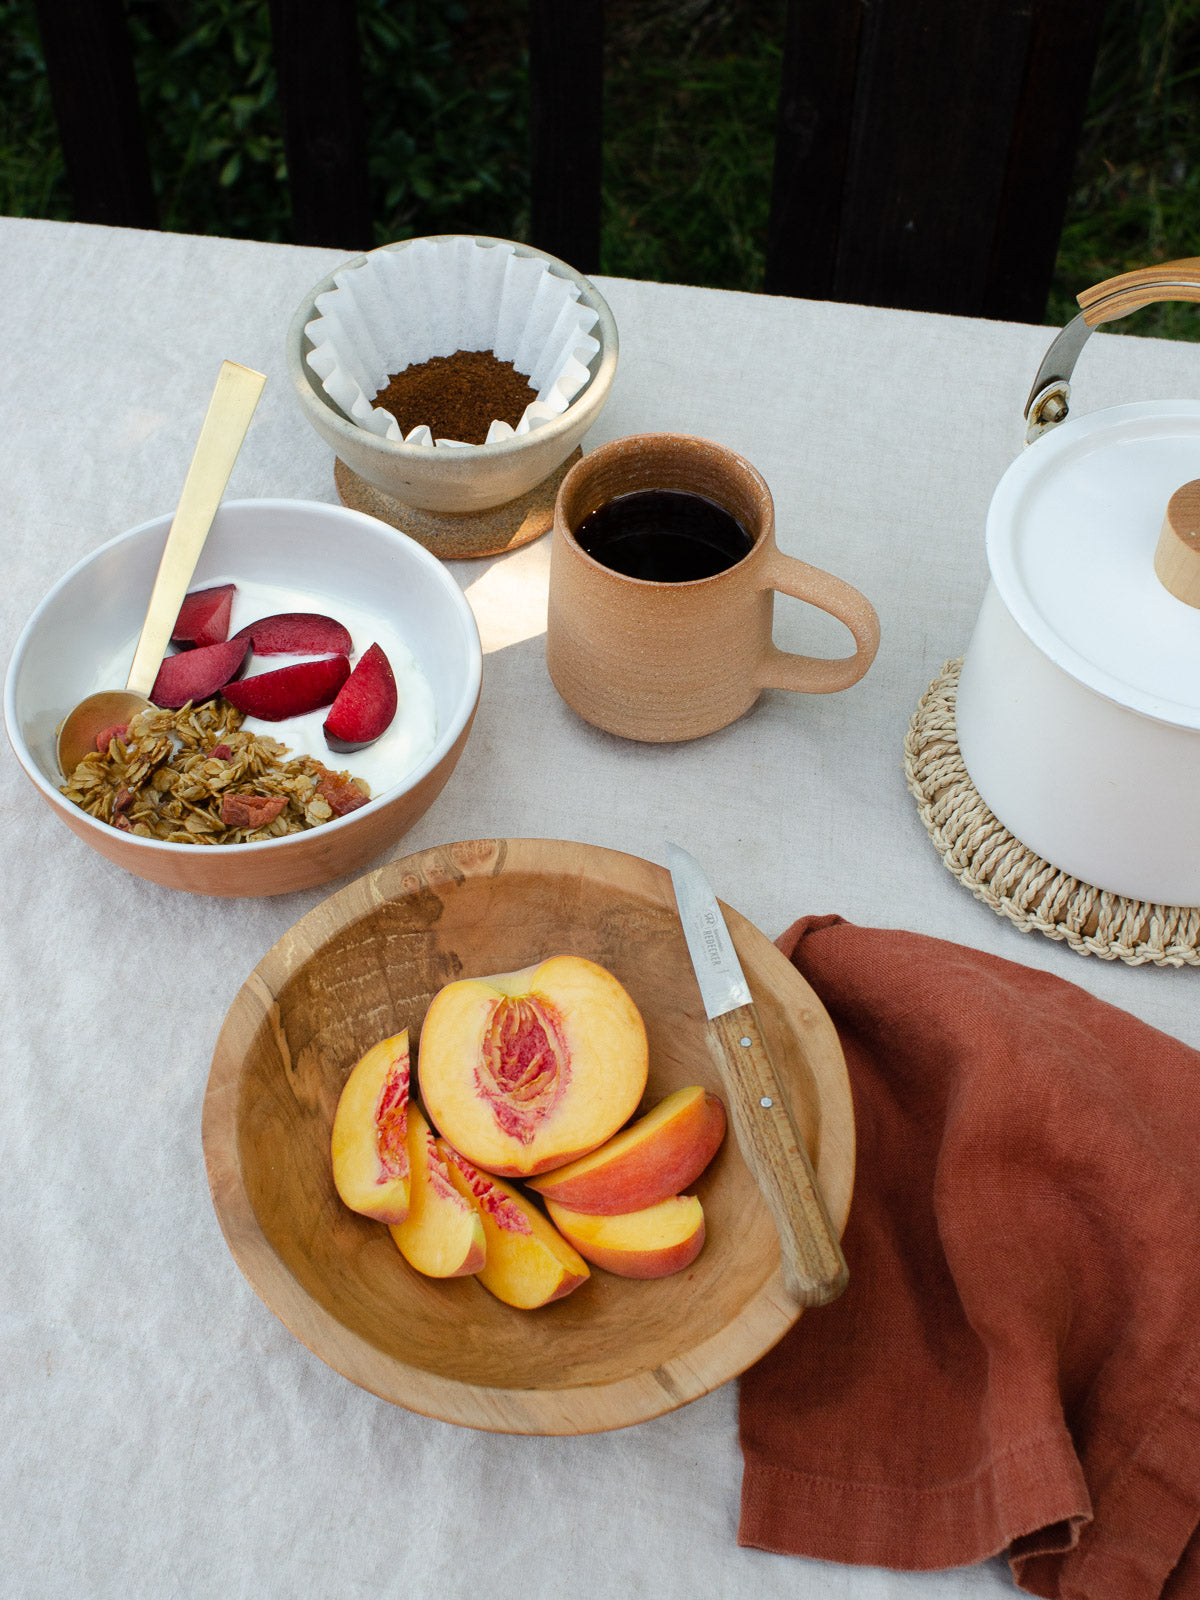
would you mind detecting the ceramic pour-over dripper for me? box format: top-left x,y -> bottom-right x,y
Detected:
304,235 -> 600,448
286,236 -> 619,559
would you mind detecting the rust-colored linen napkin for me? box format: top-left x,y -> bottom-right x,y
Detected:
739,916 -> 1200,1599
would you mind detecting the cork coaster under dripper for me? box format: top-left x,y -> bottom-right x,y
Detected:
334,448 -> 580,560
905,658 -> 1200,967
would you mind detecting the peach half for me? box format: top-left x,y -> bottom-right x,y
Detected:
330,1029 -> 411,1224
418,955 -> 648,1178
527,1085 -> 726,1214
544,1195 -> 706,1279
440,1143 -> 589,1309
390,1103 -> 485,1278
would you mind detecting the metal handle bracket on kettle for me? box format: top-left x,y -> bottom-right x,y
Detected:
1024,257 -> 1200,445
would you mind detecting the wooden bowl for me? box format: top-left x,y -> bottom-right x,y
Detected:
203,838 -> 854,1433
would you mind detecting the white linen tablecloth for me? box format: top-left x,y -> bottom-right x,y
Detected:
2,217 -> 1197,1600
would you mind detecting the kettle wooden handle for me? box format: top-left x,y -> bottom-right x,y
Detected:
1077,257 -> 1200,327
1026,257 -> 1200,442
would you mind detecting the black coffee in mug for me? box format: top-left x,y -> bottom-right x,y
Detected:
574,489 -> 754,582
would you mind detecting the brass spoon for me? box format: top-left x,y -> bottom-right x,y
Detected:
56,360 -> 266,777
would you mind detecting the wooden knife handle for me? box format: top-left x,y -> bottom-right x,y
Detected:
707,1003 -> 848,1308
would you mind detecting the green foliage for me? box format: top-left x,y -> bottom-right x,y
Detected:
602,7 -> 783,289
1,0 -> 1198,338
0,0 -> 528,244
357,1 -> 528,243
1049,0 -> 1200,338
126,0 -> 286,237
0,0 -> 69,219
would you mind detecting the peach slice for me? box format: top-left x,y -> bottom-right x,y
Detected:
440,1143 -> 589,1308
330,1030 -> 411,1224
544,1194 -> 706,1279
389,1104 -> 486,1279
527,1086 -> 726,1214
418,955 -> 649,1178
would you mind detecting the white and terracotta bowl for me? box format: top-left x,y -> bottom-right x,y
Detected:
286,236 -> 619,515
4,499 -> 482,897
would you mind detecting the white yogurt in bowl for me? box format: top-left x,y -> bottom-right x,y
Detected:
217,578 -> 438,797
74,578 -> 438,802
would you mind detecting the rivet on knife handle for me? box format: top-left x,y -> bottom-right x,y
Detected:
706,1002 -> 848,1308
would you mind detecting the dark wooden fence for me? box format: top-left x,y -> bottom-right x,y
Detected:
30,0 -> 1106,324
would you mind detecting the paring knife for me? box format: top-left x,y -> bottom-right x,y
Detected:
665,843 -> 848,1309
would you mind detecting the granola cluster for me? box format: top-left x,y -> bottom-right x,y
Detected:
59,700 -> 371,844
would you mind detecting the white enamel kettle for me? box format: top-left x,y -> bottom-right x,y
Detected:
956,258 -> 1200,905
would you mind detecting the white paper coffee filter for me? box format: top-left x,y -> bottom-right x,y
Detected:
305,237 -> 602,448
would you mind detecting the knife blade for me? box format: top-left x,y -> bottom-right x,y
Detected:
666,843 -> 848,1309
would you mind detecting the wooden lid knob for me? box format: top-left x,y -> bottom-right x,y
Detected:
1154,480 -> 1200,608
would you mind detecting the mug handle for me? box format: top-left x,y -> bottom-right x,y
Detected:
756,548 -> 881,694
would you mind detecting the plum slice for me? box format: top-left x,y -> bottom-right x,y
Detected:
231,612 -> 353,656
151,637 -> 249,709
171,584 -> 236,649
323,643 -> 398,752
222,655 -> 350,720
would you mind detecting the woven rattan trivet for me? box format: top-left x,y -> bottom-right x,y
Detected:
905,658 -> 1200,967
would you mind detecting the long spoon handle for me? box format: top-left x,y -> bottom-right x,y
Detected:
125,360 -> 266,696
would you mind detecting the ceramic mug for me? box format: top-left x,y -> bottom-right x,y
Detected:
546,433 -> 880,742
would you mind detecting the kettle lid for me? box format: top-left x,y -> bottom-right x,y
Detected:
987,399 -> 1200,731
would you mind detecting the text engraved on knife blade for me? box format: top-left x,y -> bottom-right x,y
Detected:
701,910 -> 724,969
